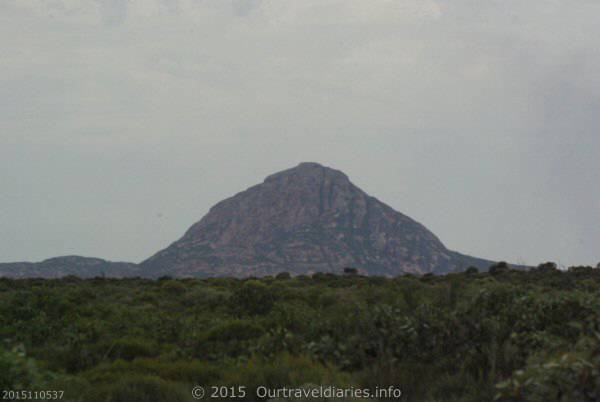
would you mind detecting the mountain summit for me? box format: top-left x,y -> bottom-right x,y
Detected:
142,162 -> 492,277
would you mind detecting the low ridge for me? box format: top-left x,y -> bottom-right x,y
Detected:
0,256 -> 140,279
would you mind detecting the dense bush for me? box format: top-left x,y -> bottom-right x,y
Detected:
83,375 -> 191,402
230,280 -> 275,315
0,344 -> 53,389
1,266 -> 599,401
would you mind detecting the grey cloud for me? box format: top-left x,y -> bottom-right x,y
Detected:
232,0 -> 262,17
0,1 -> 598,266
97,0 -> 128,26
159,0 -> 180,15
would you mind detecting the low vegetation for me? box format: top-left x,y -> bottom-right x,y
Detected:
1,263 -> 599,401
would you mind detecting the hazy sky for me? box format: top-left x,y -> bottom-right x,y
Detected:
1,0 -> 599,267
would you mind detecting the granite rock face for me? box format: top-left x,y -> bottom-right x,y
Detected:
142,163 -> 492,277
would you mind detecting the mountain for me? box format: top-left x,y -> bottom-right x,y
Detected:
141,162 -> 494,277
0,256 -> 140,279
1,163 -> 498,279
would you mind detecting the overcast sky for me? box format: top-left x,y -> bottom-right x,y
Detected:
1,0 -> 599,267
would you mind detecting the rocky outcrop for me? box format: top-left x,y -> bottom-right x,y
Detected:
141,162 -> 494,277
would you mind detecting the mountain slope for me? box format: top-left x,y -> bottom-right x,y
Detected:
142,162 -> 494,277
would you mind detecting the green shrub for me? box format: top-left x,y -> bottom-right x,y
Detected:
194,319 -> 265,359
83,375 -> 191,402
205,320 -> 265,343
0,344 -> 53,389
106,338 -> 158,361
230,280 -> 275,315
82,358 -> 220,386
489,262 -> 511,275
495,333 -> 600,402
160,280 -> 187,294
276,272 -> 292,280
220,354 -> 352,402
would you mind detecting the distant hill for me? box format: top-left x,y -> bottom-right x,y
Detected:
0,256 -> 140,279
1,163 -> 503,279
141,162 -> 495,277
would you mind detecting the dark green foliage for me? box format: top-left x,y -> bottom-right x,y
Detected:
230,280 -> 275,315
495,333 -> 600,401
535,261 -> 558,272
195,319 -> 265,359
219,354 -> 354,402
84,375 -> 191,402
343,267 -> 358,275
275,272 -> 291,280
0,344 -> 53,389
489,261 -> 511,275
104,338 -> 158,361
1,267 -> 600,401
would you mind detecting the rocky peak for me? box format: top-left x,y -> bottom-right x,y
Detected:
141,163 -> 493,277
264,162 -> 349,184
